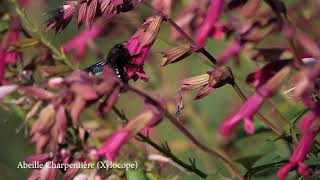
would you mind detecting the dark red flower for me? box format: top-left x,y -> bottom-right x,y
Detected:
246,60 -> 292,88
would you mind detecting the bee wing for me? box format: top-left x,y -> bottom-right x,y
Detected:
85,60 -> 109,76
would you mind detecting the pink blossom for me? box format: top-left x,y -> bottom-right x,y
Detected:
98,131 -> 130,161
0,17 -> 22,84
196,0 -> 224,48
246,60 -> 291,88
220,92 -> 263,136
62,22 -> 105,61
4,52 -> 21,65
125,38 -> 151,81
140,98 -> 165,134
277,110 -> 319,180
171,1 -> 200,41
152,0 -> 172,16
217,38 -> 243,64
125,15 -> 163,81
47,3 -> 77,32
220,67 -> 290,137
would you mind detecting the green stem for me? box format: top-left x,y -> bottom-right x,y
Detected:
112,106 -> 208,179
9,0 -> 74,69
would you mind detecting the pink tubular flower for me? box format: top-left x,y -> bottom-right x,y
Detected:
217,38 -> 243,65
246,60 -> 292,88
220,92 -> 262,136
125,15 -> 163,81
171,0 -> 201,41
98,130 -> 130,161
277,110 -> 319,180
0,17 -> 22,84
196,0 -> 224,48
125,38 -> 151,81
62,22 -> 105,61
152,0 -> 172,16
220,67 -> 290,137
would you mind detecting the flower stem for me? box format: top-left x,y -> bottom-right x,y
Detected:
9,0 -> 74,69
112,106 -> 208,179
232,82 -> 283,135
126,85 -> 244,180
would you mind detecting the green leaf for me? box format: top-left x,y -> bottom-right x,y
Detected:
235,155 -> 262,170
244,153 -> 287,177
290,108 -> 309,124
0,20 -> 9,32
126,170 -> 147,180
305,157 -> 320,166
206,173 -> 230,180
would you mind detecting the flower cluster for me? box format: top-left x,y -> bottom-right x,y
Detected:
47,0 -> 141,31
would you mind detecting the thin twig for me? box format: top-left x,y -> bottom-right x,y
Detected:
126,85 -> 244,180
111,106 -> 208,179
232,82 -> 283,135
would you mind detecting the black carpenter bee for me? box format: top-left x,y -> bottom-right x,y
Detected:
85,43 -> 141,83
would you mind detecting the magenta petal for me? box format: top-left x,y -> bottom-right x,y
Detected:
246,60 -> 291,88
196,0 -> 224,47
125,38 -> 151,81
4,52 -> 21,64
98,131 -> 130,161
297,162 -> 310,177
243,118 -> 255,134
220,92 -> 264,137
62,22 -> 104,61
217,39 -> 242,64
277,111 -> 318,180
277,163 -> 295,180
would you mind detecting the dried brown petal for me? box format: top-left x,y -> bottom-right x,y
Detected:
133,15 -> 163,47
179,74 -> 210,92
161,44 -> 192,67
